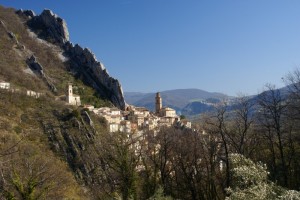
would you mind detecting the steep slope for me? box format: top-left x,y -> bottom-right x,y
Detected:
16,8 -> 126,110
0,5 -> 125,198
0,6 -> 117,108
0,89 -> 110,198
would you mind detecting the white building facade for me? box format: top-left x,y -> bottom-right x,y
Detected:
0,81 -> 10,89
66,84 -> 81,106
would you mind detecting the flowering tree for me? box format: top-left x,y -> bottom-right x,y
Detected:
226,154 -> 300,200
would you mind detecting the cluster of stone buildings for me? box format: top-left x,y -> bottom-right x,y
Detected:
1,81 -> 191,133
64,85 -> 192,133
1,82 -> 191,133
92,92 -> 191,133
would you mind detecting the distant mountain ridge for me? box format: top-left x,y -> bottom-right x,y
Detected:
125,89 -> 231,115
126,86 -> 292,117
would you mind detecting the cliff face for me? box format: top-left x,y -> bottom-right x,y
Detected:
17,9 -> 126,110
29,9 -> 69,46
64,42 -> 126,110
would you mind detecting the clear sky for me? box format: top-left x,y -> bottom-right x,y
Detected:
1,0 -> 300,96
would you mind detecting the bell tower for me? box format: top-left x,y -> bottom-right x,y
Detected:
66,84 -> 73,104
68,84 -> 73,96
155,92 -> 162,114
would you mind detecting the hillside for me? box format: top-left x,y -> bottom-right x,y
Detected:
0,5 -> 125,199
125,88 -> 229,113
2,4 -> 300,200
181,101 -> 215,116
0,6 -> 125,109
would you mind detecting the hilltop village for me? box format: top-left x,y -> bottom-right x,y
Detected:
1,81 -> 191,133
66,84 -> 192,133
92,92 -> 192,133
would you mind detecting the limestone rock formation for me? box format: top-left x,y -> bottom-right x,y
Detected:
16,9 -> 35,19
20,9 -> 69,46
26,55 -> 44,75
64,42 -> 126,110
17,9 -> 126,110
26,55 -> 57,92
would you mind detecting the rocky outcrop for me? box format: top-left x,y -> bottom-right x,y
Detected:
0,20 -> 20,45
18,9 -> 69,46
64,42 -> 126,110
26,55 -> 57,92
26,55 -> 44,75
43,108 -> 101,185
17,9 -> 126,109
16,9 -> 35,19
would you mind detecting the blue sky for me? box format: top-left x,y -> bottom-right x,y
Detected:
1,0 -> 300,96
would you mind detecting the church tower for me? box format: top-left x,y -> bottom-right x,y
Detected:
68,84 -> 73,97
66,84 -> 81,106
155,92 -> 162,114
66,84 -> 73,104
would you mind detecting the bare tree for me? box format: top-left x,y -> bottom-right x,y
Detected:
228,95 -> 256,156
151,127 -> 177,196
256,84 -> 289,187
94,131 -> 140,200
0,141 -> 82,199
202,101 -> 231,190
282,68 -> 300,188
283,68 -> 300,118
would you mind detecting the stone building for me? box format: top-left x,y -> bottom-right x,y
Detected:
155,92 -> 179,126
66,84 -> 81,106
160,107 -> 177,118
127,107 -> 150,127
93,107 -> 127,133
0,81 -> 10,89
26,90 -> 43,98
178,119 -> 192,129
120,120 -> 132,133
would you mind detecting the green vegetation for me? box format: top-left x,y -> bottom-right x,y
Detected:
0,5 -> 113,199
0,85 -> 112,198
74,81 -> 112,108
0,5 -> 112,109
1,4 -> 300,200
0,91 -> 87,199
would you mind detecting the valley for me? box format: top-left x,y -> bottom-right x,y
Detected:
0,4 -> 300,200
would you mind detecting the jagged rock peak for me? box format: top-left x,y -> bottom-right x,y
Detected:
38,9 -> 69,43
18,9 -> 69,46
16,9 -> 126,109
16,9 -> 36,18
64,42 -> 106,71
64,41 -> 126,110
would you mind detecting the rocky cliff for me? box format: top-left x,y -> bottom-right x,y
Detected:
64,42 -> 126,110
17,9 -> 126,110
17,9 -> 69,46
